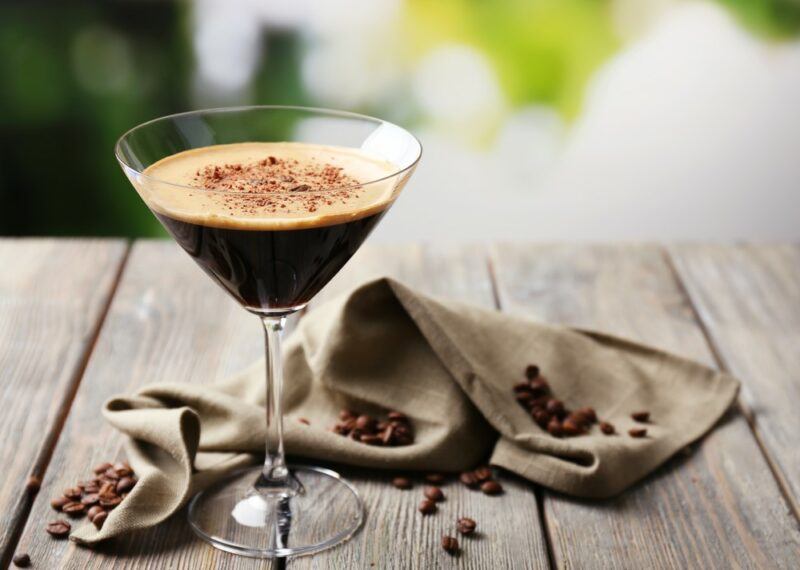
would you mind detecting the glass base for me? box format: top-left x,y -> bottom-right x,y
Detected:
187,465 -> 364,558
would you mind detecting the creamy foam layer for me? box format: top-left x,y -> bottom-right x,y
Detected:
137,142 -> 400,230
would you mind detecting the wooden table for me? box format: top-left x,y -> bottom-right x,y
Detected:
2,239 -> 799,569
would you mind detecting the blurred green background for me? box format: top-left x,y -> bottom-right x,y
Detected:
0,0 -> 798,237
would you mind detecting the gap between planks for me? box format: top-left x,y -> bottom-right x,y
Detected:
1,240 -> 131,568
663,247 -> 800,525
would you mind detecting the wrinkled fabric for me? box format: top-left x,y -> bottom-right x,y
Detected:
73,278 -> 738,543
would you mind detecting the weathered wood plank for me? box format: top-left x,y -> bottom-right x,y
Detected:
289,244 -> 548,570
490,244 -> 800,569
13,240 -> 275,569
669,244 -> 800,517
0,238 -> 127,566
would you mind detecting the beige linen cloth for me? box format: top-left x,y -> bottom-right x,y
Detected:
73,278 -> 738,544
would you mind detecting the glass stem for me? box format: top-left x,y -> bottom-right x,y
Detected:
259,315 -> 289,487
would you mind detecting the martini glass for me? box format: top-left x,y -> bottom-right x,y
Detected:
115,106 -> 421,558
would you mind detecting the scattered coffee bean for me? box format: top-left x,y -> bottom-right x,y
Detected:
600,421 -> 615,435
418,498 -> 437,515
116,477 -> 135,494
62,501 -> 86,517
547,418 -> 563,437
561,418 -> 584,436
50,496 -> 70,510
525,364 -> 540,380
87,505 -> 104,522
332,408 -> 414,447
456,517 -> 477,535
631,411 -> 650,423
425,473 -> 446,484
12,553 -> 31,567
629,428 -> 648,438
424,486 -> 445,502
480,480 -> 503,495
45,519 -> 71,538
25,476 -> 41,493
100,495 -> 122,509
93,510 -> 108,529
578,407 -> 597,423
93,462 -> 113,475
459,471 -> 479,489
392,476 -> 412,490
441,535 -> 459,554
473,466 -> 493,482
298,417 -> 310,425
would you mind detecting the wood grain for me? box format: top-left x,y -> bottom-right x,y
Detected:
13,240 -> 275,570
669,244 -> 800,517
489,244 -> 800,569
0,238 -> 127,566
289,244 -> 548,570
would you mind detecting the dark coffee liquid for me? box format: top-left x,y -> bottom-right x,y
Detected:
155,210 -> 387,311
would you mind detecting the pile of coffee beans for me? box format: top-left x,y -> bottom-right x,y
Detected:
514,364 -> 652,438
47,460 -> 137,539
331,409 -> 414,446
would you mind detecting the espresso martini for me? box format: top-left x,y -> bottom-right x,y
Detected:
140,142 -> 399,312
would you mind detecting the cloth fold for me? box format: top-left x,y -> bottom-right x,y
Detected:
72,277 -> 738,544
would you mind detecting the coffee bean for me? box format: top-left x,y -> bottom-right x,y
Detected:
515,392 -> 534,404
568,410 -> 590,427
355,415 -> 376,432
547,418 -> 563,437
87,505 -> 104,522
50,496 -> 70,510
84,481 -> 100,494
93,462 -> 113,475
533,409 -> 551,428
456,517 -> 477,535
12,553 -> 31,567
424,486 -> 445,502
99,482 -> 116,497
425,473 -> 446,484
392,477 -> 411,490
81,493 -> 100,506
360,434 -> 383,446
525,364 -> 540,380
387,411 -> 408,422
103,468 -> 121,481
62,501 -> 85,517
114,463 -> 133,477
441,535 -> 459,554
45,519 -> 71,538
513,382 -> 532,393
579,407 -> 597,423
546,399 -> 565,417
93,510 -> 108,529
480,480 -> 503,495
473,466 -> 493,482
562,418 -> 584,436
63,486 -> 82,500
99,495 -> 122,509
600,421 -> 615,435
25,476 -> 41,493
418,498 -> 437,515
459,471 -> 479,488
529,377 -> 549,393
631,411 -> 650,423
117,477 -> 136,494
629,428 -> 648,438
